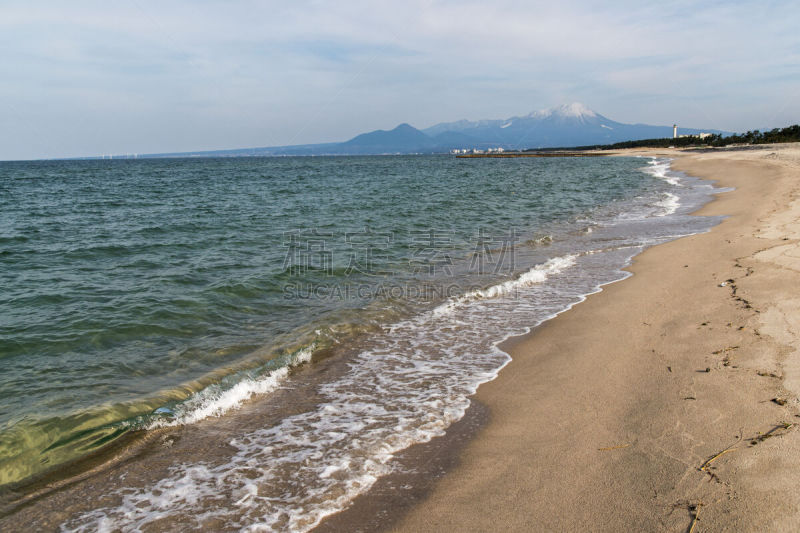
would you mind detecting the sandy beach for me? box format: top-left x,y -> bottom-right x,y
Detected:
318,144 -> 800,532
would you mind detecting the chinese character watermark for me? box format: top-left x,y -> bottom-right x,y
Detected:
282,229 -> 334,275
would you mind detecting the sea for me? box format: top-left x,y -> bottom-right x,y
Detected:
0,155 -> 725,530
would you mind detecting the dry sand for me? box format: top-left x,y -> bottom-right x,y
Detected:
321,144 -> 800,532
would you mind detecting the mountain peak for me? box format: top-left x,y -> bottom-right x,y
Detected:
341,122 -> 431,152
528,102 -> 597,120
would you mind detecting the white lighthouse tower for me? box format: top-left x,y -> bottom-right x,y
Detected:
673,124 -> 677,139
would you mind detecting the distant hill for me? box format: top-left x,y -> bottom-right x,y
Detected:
131,103 -> 730,158
337,123 -> 433,154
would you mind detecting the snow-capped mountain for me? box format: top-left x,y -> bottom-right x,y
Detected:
527,102 -> 597,120
425,103 -> 600,137
419,102 -> 725,150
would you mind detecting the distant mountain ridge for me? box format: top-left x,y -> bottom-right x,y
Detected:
138,103 -> 730,158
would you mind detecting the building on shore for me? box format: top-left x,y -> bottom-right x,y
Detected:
678,132 -> 713,139
674,124 -> 712,140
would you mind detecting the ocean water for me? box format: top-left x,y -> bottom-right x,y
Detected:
0,155 -> 723,529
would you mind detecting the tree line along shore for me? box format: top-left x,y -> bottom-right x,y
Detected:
533,124 -> 800,152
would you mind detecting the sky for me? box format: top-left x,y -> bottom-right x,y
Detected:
2,0 -> 800,160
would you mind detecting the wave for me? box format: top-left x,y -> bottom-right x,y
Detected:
643,158 -> 681,186
524,234 -> 553,246
432,254 -> 577,317
147,346 -> 314,429
653,192 -> 680,216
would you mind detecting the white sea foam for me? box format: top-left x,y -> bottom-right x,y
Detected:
643,158 -> 681,186
148,347 -> 314,429
655,192 -> 680,216
626,159 -> 682,217
432,254 -> 577,316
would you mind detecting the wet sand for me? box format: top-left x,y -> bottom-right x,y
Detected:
319,144 -> 800,531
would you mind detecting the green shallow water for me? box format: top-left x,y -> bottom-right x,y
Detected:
0,155 -> 662,486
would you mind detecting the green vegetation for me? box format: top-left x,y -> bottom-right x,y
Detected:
525,125 -> 800,152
